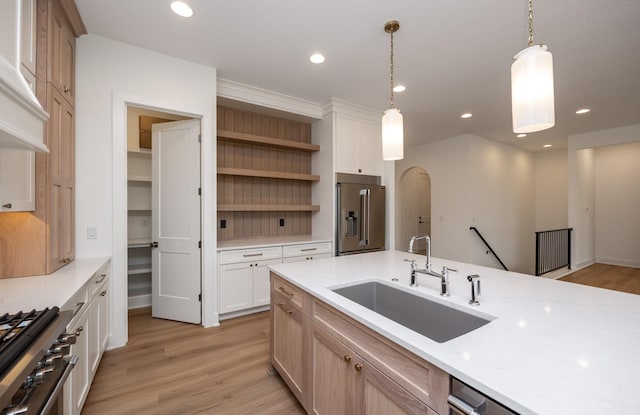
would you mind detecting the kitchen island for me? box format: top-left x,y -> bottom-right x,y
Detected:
269,250 -> 640,414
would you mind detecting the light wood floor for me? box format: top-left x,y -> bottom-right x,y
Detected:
559,263 -> 640,295
81,309 -> 305,415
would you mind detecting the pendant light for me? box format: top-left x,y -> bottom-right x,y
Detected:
382,20 -> 403,161
511,0 -> 555,133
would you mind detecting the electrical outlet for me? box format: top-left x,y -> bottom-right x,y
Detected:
279,218 -> 285,227
220,219 -> 227,229
87,226 -> 98,239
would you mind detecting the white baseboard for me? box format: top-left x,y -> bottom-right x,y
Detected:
596,257 -> 640,268
219,305 -> 270,321
574,258 -> 596,270
128,294 -> 151,309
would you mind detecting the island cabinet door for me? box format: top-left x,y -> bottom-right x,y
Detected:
309,323 -> 359,415
356,363 -> 438,415
270,291 -> 307,407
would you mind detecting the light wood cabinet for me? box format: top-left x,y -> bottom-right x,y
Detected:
309,324 -> 358,414
270,272 -> 449,415
47,84 -> 75,270
0,0 -> 84,277
48,0 -> 76,105
270,282 -> 308,409
335,113 -> 383,177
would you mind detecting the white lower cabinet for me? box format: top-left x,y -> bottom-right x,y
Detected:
219,258 -> 281,314
218,241 -> 332,318
64,260 -> 110,415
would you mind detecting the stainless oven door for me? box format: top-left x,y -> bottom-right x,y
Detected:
449,378 -> 518,415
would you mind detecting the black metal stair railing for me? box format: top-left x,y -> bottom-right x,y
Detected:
535,228 -> 573,276
469,227 -> 508,271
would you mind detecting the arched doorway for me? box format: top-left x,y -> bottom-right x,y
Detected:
399,167 -> 431,254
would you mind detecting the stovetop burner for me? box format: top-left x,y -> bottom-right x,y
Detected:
0,308 -> 60,378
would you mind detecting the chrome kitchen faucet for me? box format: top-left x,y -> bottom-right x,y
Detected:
407,235 -> 458,296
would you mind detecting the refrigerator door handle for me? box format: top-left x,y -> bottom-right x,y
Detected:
359,189 -> 370,246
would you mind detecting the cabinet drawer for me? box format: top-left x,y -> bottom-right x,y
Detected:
271,273 -> 307,313
62,285 -> 88,328
311,299 -> 448,415
283,242 -> 332,258
219,246 -> 282,265
88,261 -> 110,299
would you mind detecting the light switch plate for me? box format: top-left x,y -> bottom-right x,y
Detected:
87,226 -> 98,239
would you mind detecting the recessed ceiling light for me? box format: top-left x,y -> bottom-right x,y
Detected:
170,1 -> 193,17
576,108 -> 591,114
309,53 -> 325,64
543,144 -> 552,148
393,85 -> 406,93
516,133 -> 527,138
461,113 -> 472,119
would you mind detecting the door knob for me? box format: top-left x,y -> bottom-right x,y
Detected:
150,241 -> 159,248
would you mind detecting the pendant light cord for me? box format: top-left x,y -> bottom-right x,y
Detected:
390,30 -> 395,108
528,0 -> 534,46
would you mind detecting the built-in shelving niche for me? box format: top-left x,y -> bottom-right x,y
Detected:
217,106 -> 319,241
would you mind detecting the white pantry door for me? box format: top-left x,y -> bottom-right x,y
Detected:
151,119 -> 201,324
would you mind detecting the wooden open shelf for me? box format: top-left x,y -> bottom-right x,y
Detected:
217,167 -> 320,182
217,204 -> 320,212
217,129 -> 320,152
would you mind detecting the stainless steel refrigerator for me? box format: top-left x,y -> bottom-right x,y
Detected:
336,174 -> 386,255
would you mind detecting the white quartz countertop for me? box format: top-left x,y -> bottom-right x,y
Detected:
217,235 -> 332,251
0,257 -> 111,312
269,250 -> 640,415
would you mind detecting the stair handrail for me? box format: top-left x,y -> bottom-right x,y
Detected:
469,226 -> 509,271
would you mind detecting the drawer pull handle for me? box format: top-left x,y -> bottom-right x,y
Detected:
354,363 -> 363,372
277,303 -> 293,314
95,273 -> 107,284
72,302 -> 85,316
343,355 -> 352,362
100,290 -> 107,296
243,253 -> 263,257
300,247 -> 317,252
278,286 -> 294,297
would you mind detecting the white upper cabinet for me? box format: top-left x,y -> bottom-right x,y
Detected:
0,0 -> 48,153
0,148 -> 35,211
335,111 -> 383,177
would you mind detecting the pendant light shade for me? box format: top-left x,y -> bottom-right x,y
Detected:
511,45 -> 555,133
382,20 -> 403,161
511,0 -> 555,134
382,108 -> 404,160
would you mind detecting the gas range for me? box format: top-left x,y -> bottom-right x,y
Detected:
0,308 -> 77,415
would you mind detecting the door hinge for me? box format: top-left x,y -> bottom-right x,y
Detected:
198,187 -> 201,196
198,293 -> 202,302
198,134 -> 202,143
198,241 -> 202,248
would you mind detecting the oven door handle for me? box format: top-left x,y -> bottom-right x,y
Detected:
448,395 -> 482,415
40,355 -> 79,415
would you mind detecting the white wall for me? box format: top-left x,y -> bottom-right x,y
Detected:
568,123 -> 640,269
76,34 -> 217,349
594,142 -> 640,267
468,137 -> 535,274
534,149 -> 568,231
396,134 -> 536,274
396,135 -> 471,263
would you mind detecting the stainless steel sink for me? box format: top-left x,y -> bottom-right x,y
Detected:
332,281 -> 492,343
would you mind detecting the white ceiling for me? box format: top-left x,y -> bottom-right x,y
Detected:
75,0 -> 640,153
